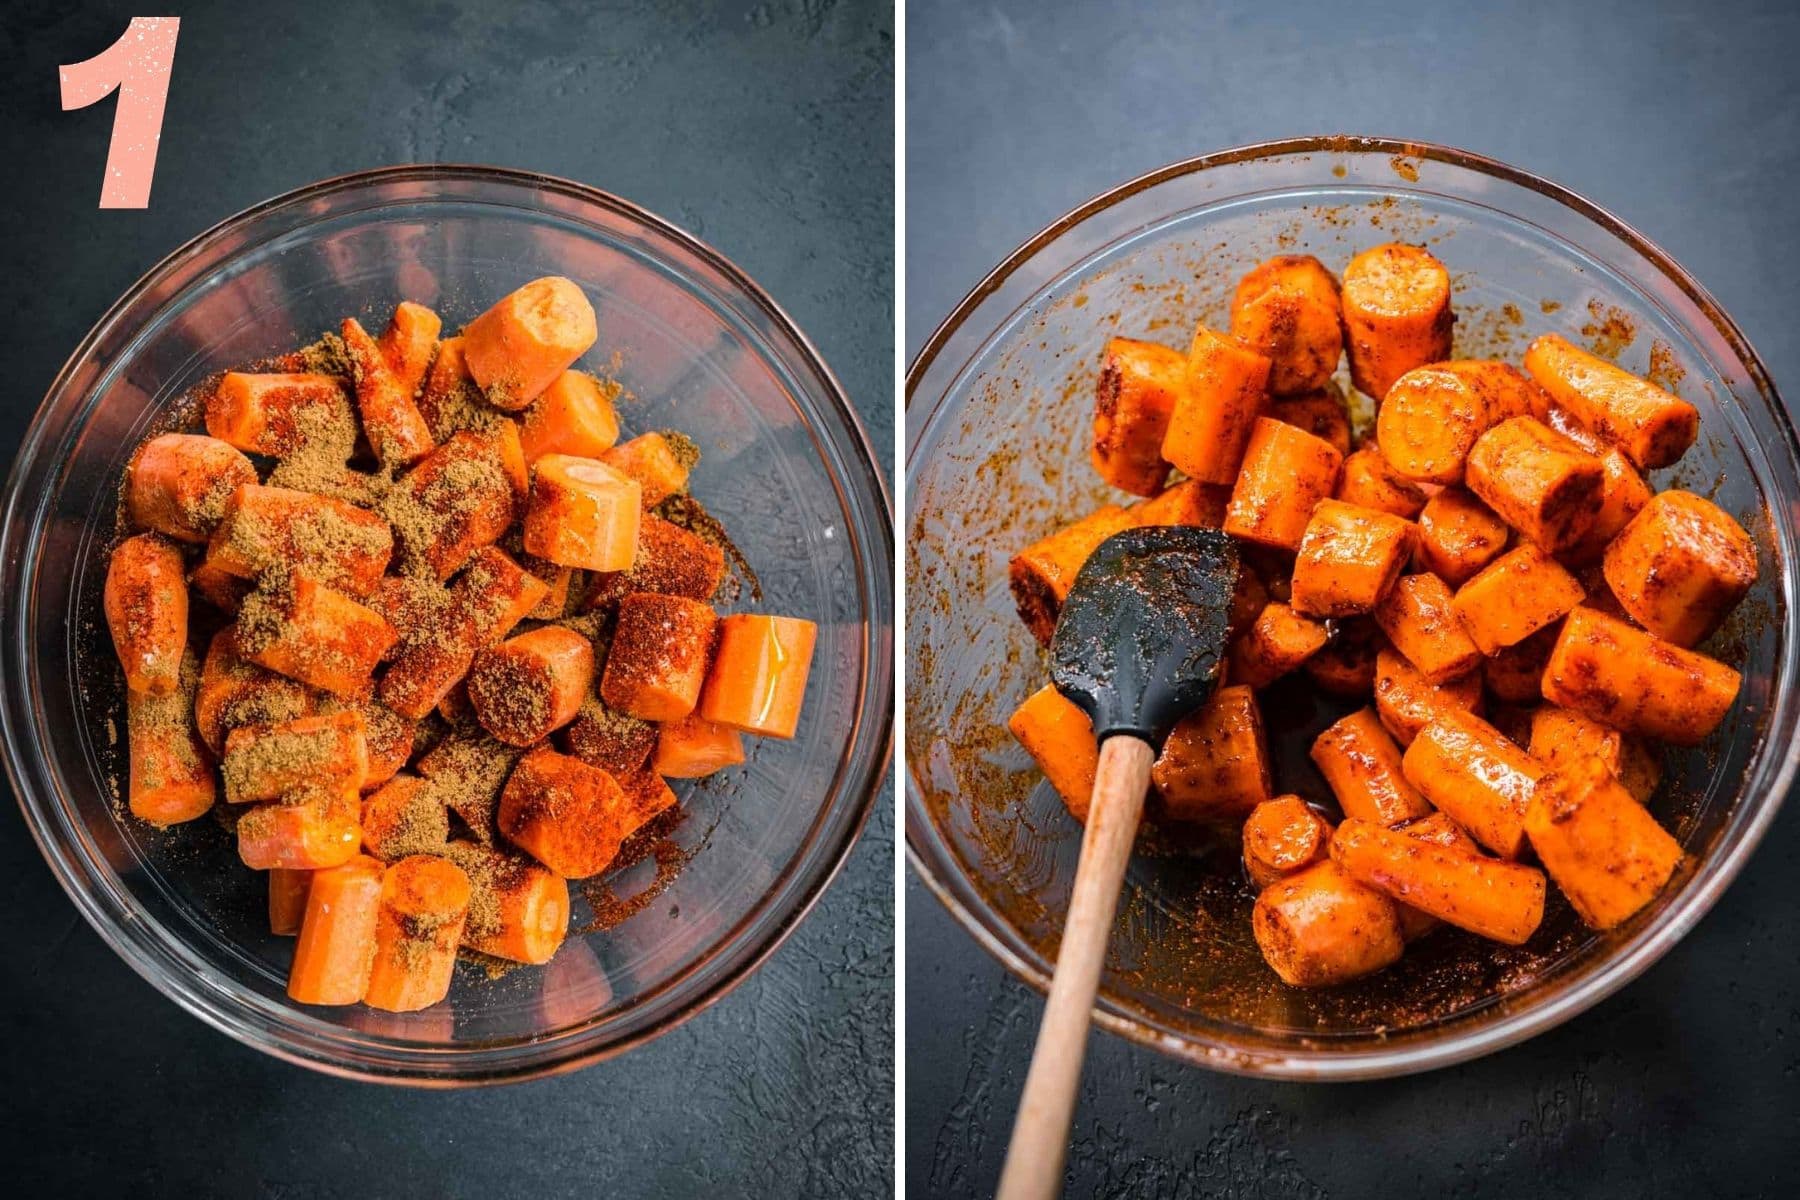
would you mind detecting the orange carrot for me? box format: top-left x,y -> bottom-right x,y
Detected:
1303,617 -> 1382,698
1390,811 -> 1485,940
697,614 -> 817,738
1091,337 -> 1182,495
1544,407 -> 1654,561
126,646 -> 215,826
1229,255 -> 1343,395
348,699 -> 415,791
286,854 -> 384,1005
1464,416 -> 1605,555
1160,326 -> 1271,486
1376,361 -> 1542,484
1337,444 -> 1428,519
1601,489 -> 1757,647
383,426 -> 527,580
523,453 -> 643,572
1008,503 -> 1140,644
377,301 -> 442,397
1525,756 -> 1683,930
417,335 -> 509,441
1331,818 -> 1545,945
1482,623 -> 1557,703
1541,606 -> 1741,745
585,514 -> 726,610
1401,710 -> 1542,857
1450,543 -> 1585,656
616,767 -> 678,841
600,432 -> 697,508
237,785 -> 362,870
1151,684 -> 1271,823
563,697 -> 658,775
1311,707 -> 1433,826
442,842 -> 570,965
341,316 -> 435,469
1222,417 -> 1344,552
105,532 -> 188,696
360,775 -> 451,861
498,746 -> 630,878
1413,487 -> 1509,586
1007,683 -> 1100,822
466,625 -> 595,745
1528,704 -> 1661,805
236,574 -> 398,698
205,372 -> 355,457
193,628 -> 315,755
1269,387 -> 1352,456
1372,572 -> 1481,685
364,855 -> 472,1012
1289,499 -> 1416,618
519,370 -> 622,463
268,867 -> 312,936
125,433 -> 258,543
461,276 -> 598,410
1228,602 -> 1328,688
222,710 -> 368,804
206,484 -> 393,598
1372,647 -> 1481,746
1523,333 -> 1699,469
1130,479 -> 1230,529
1339,243 -> 1453,401
1252,860 -> 1404,986
651,711 -> 746,778
376,612 -> 477,722
1242,796 -> 1335,889
599,594 -> 718,722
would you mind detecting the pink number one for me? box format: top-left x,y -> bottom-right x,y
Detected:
59,17 -> 181,209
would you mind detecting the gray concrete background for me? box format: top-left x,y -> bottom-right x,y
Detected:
0,2 -> 892,1196
906,0 -> 1800,1195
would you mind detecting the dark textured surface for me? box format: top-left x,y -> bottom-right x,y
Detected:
0,2 -> 892,1196
906,0 -> 1800,1196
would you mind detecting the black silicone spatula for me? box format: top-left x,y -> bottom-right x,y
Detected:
997,525 -> 1239,1200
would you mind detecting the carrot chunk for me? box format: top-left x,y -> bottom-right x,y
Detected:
237,785 -> 362,870
616,767 -> 678,840
600,432 -> 698,508
105,532 -> 189,696
1523,333 -> 1699,469
455,546 -> 552,643
1252,860 -> 1404,987
1483,623 -> 1560,703
1544,407 -> 1654,561
1008,503 -> 1139,645
1151,684 -> 1271,823
442,842 -> 570,965
1091,337 -> 1182,496
1311,707 -> 1433,826
286,854 -> 384,1005
523,453 -> 642,572
1376,361 -> 1541,485
1390,812 -> 1485,940
698,614 -> 817,738
563,697 -> 658,775
1413,487 -> 1508,586
1223,417 -> 1344,552
1465,416 -> 1605,555
206,372 -> 355,457
1303,617 -> 1382,698
1269,386 -> 1352,456
383,426 -> 527,580
126,646 -> 216,826
1450,543 -> 1585,656
600,594 -> 719,722
206,484 -> 393,597
1525,756 -> 1683,930
416,335 -> 510,442
461,276 -> 598,410
1160,326 -> 1271,486
342,316 -> 435,469
651,712 -> 746,778
1242,795 -> 1334,890
1331,818 -> 1545,945
498,746 -> 631,878
1228,602 -> 1328,688
1339,243 -> 1453,401
1229,255 -> 1343,396
364,855 -> 471,1012
222,710 -> 368,804
520,370 -> 622,464
1601,490 -> 1757,647
1129,479 -> 1230,529
1290,499 -> 1415,618
378,301 -> 442,397
1336,444 -> 1428,519
269,868 -> 312,936
1373,572 -> 1482,685
125,433 -> 258,543
193,628 -> 315,755
360,775 -> 450,861
415,733 -> 525,845
585,514 -> 725,610
1401,710 -> 1542,858
1541,606 -> 1741,745
1372,647 -> 1481,746
466,625 -> 595,746
1528,704 -> 1661,805
346,699 -> 414,791
1006,683 -> 1100,822
236,573 -> 397,698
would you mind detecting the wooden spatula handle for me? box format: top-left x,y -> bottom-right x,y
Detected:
996,734 -> 1155,1200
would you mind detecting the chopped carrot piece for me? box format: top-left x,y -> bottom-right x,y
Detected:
1331,818 -> 1545,945
498,746 -> 631,878
651,712 -> 746,778
206,484 -> 393,597
1336,444 -> 1428,519
126,646 -> 215,826
1006,683 -> 1099,822
520,370 -> 622,463
364,855 -> 471,1012
455,546 -> 552,643
1230,255 -> 1343,396
1401,710 -> 1542,858
193,628 -> 315,755
1339,242 -> 1453,401
1414,487 -> 1509,586
1091,337 -> 1182,495
1311,707 -> 1433,826
286,854 -> 384,1005
1541,606 -> 1740,745
557,699 -> 656,780
105,532 -> 188,696
585,514 -> 725,609
1372,647 -> 1480,746
205,372 -> 355,457
222,710 -> 368,804
1242,796 -> 1334,890
1483,623 -> 1560,703
1450,543 -> 1585,656
616,767 -> 678,840
1129,479 -> 1230,528
1252,860 -> 1404,987
1376,361 -> 1541,485
523,453 -> 643,571
1303,617 -> 1382,698
461,276 -> 598,410
1525,756 -> 1683,930
378,301 -> 442,397
599,432 -> 697,508
414,733 -> 525,844
1391,812 -> 1484,940
1373,572 -> 1481,685
1545,407 -> 1654,561
600,594 -> 719,722
1151,685 -> 1270,823
1161,326 -> 1271,486
1523,332 -> 1699,469
237,784 -> 362,870
359,774 -> 451,861
1601,490 -> 1757,647
125,433 -> 257,543
465,625 -> 595,746
698,614 -> 817,738
1290,499 -> 1416,618
1528,704 -> 1661,804
382,427 -> 527,580
1008,503 -> 1140,645
346,699 -> 414,791
376,611 -> 476,721
1464,416 -> 1605,555
268,868 -> 312,936
443,842 -> 570,965
341,316 -> 436,469
1223,417 -> 1344,552
1228,602 -> 1328,688
189,560 -> 253,615
235,573 -> 398,698
416,335 -> 509,442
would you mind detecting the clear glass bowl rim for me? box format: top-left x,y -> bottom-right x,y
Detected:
1,163 -> 895,1086
904,134 -> 1800,1080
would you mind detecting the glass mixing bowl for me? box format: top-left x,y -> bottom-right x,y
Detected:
905,137 -> 1799,1079
0,165 -> 893,1085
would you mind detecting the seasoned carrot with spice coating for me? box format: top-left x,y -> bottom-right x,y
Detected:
237,785 -> 362,870
1223,417 -> 1344,552
699,614 -> 817,738
1228,602 -> 1328,689
1450,543 -> 1585,656
341,316 -> 435,469
1229,255 -> 1343,395
1376,361 -> 1542,485
519,370 -> 622,463
600,432 -> 697,508
269,867 -> 312,936
126,433 -> 257,543
1269,386 -> 1352,456
1544,407 -> 1654,561
1304,617 -> 1382,698
207,484 -> 393,597
1129,479 -> 1230,529
359,775 -> 450,861
466,625 -> 595,745
206,373 -> 355,458
1602,490 -> 1757,647
364,855 -> 471,1012
563,697 -> 657,775
1401,710 -> 1542,858
600,593 -> 718,722
1413,487 -> 1508,586
416,336 -> 507,442
126,646 -> 215,826
1009,503 -> 1140,644
1483,624 -> 1560,703
1242,796 -> 1334,890
1311,707 -> 1433,826
1151,685 -> 1271,823
1373,572 -> 1482,685
1091,337 -> 1182,496
1541,607 -> 1741,745
236,574 -> 398,698
1290,499 -> 1415,618
193,628 -> 314,754
652,712 -> 747,778
1252,860 -> 1404,987
1390,812 -> 1484,940
442,842 -> 570,965
1525,756 -> 1683,930
523,453 -> 642,572
1528,704 -> 1661,804
461,276 -> 598,410
1160,326 -> 1270,486
585,515 -> 726,609
105,532 -> 189,696
383,426 -> 528,580
1340,243 -> 1453,401
287,854 -> 384,1005
377,301 -> 442,398
1465,416 -> 1605,554
1372,647 -> 1481,746
1331,818 -> 1545,945
222,710 -> 368,804
1337,445 -> 1428,519
1007,683 -> 1101,822
498,747 -> 630,878
1523,333 -> 1699,469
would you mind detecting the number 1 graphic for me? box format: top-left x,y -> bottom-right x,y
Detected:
59,17 -> 181,209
